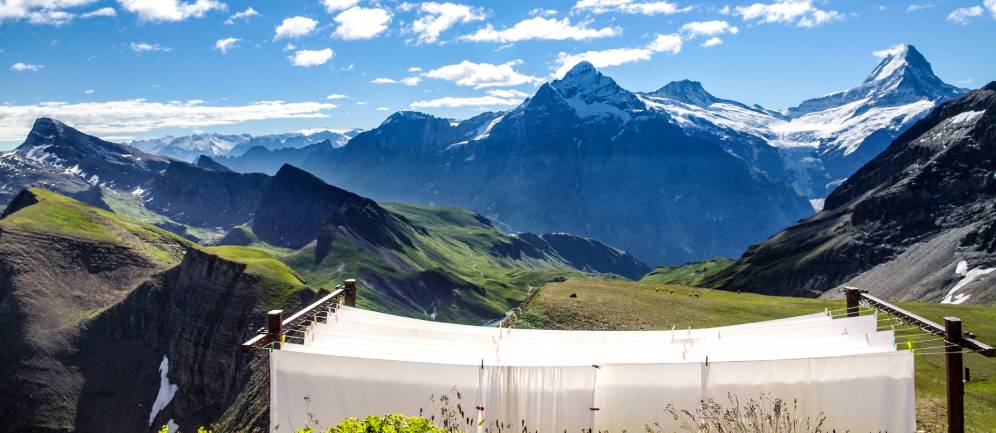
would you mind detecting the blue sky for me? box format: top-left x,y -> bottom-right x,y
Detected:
1,0 -> 994,147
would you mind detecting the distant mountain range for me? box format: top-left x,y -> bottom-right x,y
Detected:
710,82 -> 996,304
130,128 -> 362,162
213,44 -> 963,266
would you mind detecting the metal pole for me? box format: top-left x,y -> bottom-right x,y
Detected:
343,279 -> 357,307
267,310 -> 284,349
945,317 -> 964,433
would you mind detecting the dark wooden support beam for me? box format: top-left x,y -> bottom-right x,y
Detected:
844,288 -> 863,317
267,310 -> 284,349
343,279 -> 357,307
946,317 -> 964,433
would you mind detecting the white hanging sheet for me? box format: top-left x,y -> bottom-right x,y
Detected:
592,362 -> 704,433
701,351 -> 915,433
271,350 -> 480,431
296,313 -> 887,366
481,365 -> 597,433
272,308 -> 912,433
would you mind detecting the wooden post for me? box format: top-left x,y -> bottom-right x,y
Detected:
845,288 -> 861,318
343,279 -> 357,307
945,317 -> 964,433
267,310 -> 284,349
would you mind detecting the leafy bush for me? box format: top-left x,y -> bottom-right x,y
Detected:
298,414 -> 445,433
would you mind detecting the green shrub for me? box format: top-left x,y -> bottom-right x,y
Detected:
299,414 -> 445,433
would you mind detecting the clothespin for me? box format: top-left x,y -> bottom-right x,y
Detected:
670,325 -> 676,342
842,326 -> 848,336
705,356 -> 709,367
717,330 -> 721,341
687,325 -> 692,338
865,333 -> 870,344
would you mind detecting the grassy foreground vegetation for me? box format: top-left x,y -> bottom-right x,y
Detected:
509,277 -> 996,433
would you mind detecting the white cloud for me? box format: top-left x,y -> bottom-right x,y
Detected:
986,0 -> 996,17
573,0 -> 690,15
555,48 -> 652,77
27,9 -> 75,25
371,76 -> 421,86
408,66 -> 423,72
647,33 -> 682,53
356,101 -> 368,105
289,48 -> 334,67
326,93 -> 349,100
0,0 -> 94,24
554,33 -> 681,77
485,88 -> 530,98
701,36 -> 723,47
528,8 -> 558,16
462,17 -> 619,42
732,0 -> 842,28
214,37 -> 239,54
282,43 -> 297,51
0,99 -> 337,141
424,59 -> 543,88
224,6 -> 257,24
274,16 -> 319,40
375,106 -> 390,111
906,4 -> 934,12
323,0 -> 358,12
411,2 -> 484,44
118,0 -> 226,22
947,5 -> 983,24
680,20 -> 738,38
333,6 -> 391,40
11,62 -> 44,72
410,94 -> 523,108
130,41 -> 171,53
81,7 -> 116,18
84,89 -> 95,94
872,44 -> 906,59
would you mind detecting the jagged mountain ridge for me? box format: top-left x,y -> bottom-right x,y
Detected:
227,62 -> 816,265
708,83 -> 996,304
215,45 -> 963,265
130,128 -> 362,162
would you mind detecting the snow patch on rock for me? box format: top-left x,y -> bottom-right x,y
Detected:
148,355 -> 179,426
942,265 -> 995,304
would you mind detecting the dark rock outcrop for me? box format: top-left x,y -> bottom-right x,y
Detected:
195,155 -> 235,172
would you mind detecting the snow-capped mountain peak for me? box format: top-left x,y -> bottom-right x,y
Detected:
647,80 -> 719,107
788,44 -> 963,118
546,61 -> 644,119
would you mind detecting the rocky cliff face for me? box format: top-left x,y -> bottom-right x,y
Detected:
146,161 -> 271,230
711,83 -> 996,303
0,190 -> 311,433
75,248 -> 313,433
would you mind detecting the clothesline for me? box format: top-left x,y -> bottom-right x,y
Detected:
270,307 -> 915,433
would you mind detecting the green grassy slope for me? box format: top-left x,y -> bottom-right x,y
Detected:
100,188 -> 227,244
279,203 -> 580,323
204,245 -> 308,307
510,278 -> 996,433
640,258 -> 734,286
1,188 -> 191,265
